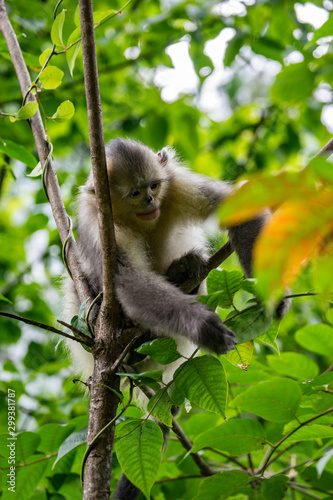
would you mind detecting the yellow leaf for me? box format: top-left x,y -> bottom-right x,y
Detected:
218,170 -> 311,227
224,341 -> 253,368
254,192 -> 333,299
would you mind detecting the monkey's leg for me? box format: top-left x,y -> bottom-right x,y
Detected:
115,264 -> 235,355
112,475 -> 140,500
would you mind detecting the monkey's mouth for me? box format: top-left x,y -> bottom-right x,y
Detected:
135,208 -> 160,221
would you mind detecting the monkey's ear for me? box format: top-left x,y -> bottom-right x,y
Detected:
157,148 -> 168,165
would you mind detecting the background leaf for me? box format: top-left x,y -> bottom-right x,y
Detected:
230,378 -> 302,422
173,356 -> 228,417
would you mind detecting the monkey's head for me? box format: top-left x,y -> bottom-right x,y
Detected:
103,138 -> 171,228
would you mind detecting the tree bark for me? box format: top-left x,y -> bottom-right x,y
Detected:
78,1 -> 125,498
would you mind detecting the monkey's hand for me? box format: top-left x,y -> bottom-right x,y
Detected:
166,252 -> 207,287
198,307 -> 236,355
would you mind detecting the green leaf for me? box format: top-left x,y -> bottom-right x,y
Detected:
230,378 -> 301,422
201,269 -> 243,309
192,418 -> 266,455
285,425 -> 333,443
37,423 -> 75,453
267,352 -> 319,380
135,338 -> 182,365
0,293 -> 11,304
300,372 -> 333,395
257,322 -> 280,353
260,475 -> 289,500
311,13 -> 333,44
1,460 -> 48,500
51,10 -> 66,47
226,305 -> 272,343
51,100 -> 75,122
27,161 -> 43,177
240,278 -> 257,294
173,356 -> 227,417
115,420 -> 163,500
70,297 -> 92,340
147,389 -> 173,427
93,10 -> 117,25
317,448 -> 333,478
39,48 -> 52,67
39,66 -> 64,89
66,28 -> 81,76
74,5 -> 80,27
271,62 -> 315,104
53,427 -> 87,467
14,101 -> 38,121
295,324 -> 333,356
0,432 -> 41,464
224,341 -> 253,369
194,470 -> 252,500
224,33 -> 244,67
117,371 -> 163,391
0,138 -> 36,167
167,381 -> 185,406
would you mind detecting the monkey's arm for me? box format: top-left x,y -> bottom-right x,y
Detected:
168,168 -> 231,220
227,214 -> 269,278
115,263 -> 235,355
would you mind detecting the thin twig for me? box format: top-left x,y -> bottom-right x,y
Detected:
110,333 -> 145,372
288,483 -> 322,500
155,475 -> 203,484
206,448 -> 248,471
0,312 -> 91,345
0,452 -> 58,470
258,407 -> 333,474
57,319 -> 93,344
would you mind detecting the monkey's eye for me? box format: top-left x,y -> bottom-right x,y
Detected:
150,182 -> 160,191
130,190 -> 141,198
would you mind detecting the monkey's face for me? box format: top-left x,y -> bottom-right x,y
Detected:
110,168 -> 169,227
105,140 -> 171,227
128,181 -> 162,221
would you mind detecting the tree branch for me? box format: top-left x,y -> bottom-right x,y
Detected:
0,0 -> 92,306
0,312 -> 92,345
77,1 -> 128,498
181,241 -> 233,294
78,0 -> 118,316
171,419 -> 217,477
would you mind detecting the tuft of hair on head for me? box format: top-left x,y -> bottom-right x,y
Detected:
105,138 -> 155,177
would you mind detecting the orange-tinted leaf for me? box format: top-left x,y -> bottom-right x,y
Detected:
254,192 -> 333,299
218,170 -> 312,227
